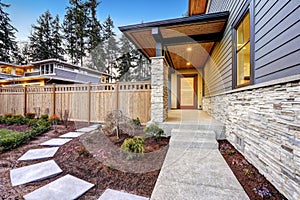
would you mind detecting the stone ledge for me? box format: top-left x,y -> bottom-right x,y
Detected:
206,74 -> 300,98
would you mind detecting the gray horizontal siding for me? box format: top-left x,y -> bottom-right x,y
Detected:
52,68 -> 101,83
204,0 -> 247,96
254,0 -> 300,84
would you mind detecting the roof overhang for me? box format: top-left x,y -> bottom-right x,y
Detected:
119,11 -> 229,70
189,0 -> 208,16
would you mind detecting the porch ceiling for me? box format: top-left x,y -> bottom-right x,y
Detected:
119,11 -> 229,70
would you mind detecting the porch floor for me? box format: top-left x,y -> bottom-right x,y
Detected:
159,110 -> 224,139
166,109 -> 221,124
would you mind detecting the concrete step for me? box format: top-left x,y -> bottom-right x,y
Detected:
171,129 -> 216,140
98,189 -> 149,200
158,123 -> 225,139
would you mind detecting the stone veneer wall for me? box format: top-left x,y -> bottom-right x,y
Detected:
203,77 -> 300,199
150,57 -> 169,123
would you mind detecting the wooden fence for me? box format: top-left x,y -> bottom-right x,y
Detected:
0,82 -> 151,123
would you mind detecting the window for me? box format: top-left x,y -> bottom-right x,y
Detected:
40,63 -> 55,75
233,8 -> 253,88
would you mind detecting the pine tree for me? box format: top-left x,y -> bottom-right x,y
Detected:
102,15 -> 118,78
116,34 -> 134,81
51,15 -> 64,60
63,0 -> 89,65
86,0 -> 102,51
0,1 -> 18,62
29,10 -> 53,61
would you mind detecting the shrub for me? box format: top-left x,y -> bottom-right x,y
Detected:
131,117 -> 141,127
227,150 -> 235,155
49,114 -> 60,124
0,117 -> 51,152
144,124 -> 165,141
40,114 -> 49,120
121,136 -> 145,154
25,112 -> 36,119
4,115 -> 27,125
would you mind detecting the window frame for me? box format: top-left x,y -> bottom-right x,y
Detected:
232,0 -> 255,89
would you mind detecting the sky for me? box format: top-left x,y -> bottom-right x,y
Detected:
3,0 -> 188,41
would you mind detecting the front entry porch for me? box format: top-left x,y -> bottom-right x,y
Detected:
155,109 -> 225,139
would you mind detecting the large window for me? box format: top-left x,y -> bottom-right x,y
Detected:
233,10 -> 252,88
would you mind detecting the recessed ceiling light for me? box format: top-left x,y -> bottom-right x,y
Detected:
186,62 -> 191,66
187,47 -> 192,51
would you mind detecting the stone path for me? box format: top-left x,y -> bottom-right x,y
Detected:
23,174 -> 94,200
10,160 -> 62,186
18,147 -> 59,161
9,124 -> 99,199
40,138 -> 72,146
59,131 -> 85,138
151,129 -> 249,200
98,189 -> 149,200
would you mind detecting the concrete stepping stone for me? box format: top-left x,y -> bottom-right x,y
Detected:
59,131 -> 85,138
40,138 -> 72,146
18,147 -> 59,161
10,160 -> 62,186
98,189 -> 149,200
76,126 -> 98,133
23,174 -> 94,200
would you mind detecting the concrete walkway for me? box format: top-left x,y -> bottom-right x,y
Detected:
151,129 -> 249,200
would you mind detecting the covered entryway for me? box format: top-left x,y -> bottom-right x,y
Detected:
119,11 -> 229,123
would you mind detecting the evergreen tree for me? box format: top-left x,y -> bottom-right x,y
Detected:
116,34 -> 134,81
63,0 -> 89,65
51,15 -> 64,60
0,1 -> 18,62
29,10 -> 53,61
86,0 -> 102,51
102,15 -> 118,78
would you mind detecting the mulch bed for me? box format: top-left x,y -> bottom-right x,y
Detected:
0,122 -> 169,200
218,140 -> 287,200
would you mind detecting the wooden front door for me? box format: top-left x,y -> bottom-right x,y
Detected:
178,75 -> 197,109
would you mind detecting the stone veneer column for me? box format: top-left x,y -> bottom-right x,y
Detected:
150,56 -> 169,123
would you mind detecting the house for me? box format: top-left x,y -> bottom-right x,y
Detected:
119,0 -> 299,199
0,59 -> 110,86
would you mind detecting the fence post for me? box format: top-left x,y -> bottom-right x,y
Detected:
115,81 -> 119,111
87,82 -> 91,125
24,85 -> 27,116
52,83 -> 56,116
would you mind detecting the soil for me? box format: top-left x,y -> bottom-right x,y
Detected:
0,123 -> 169,200
218,140 -> 287,200
0,123 -> 288,200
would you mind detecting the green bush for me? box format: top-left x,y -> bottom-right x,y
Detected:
25,112 -> 36,119
40,114 -> 49,120
0,117 -> 51,152
131,117 -> 141,127
4,115 -> 28,125
121,136 -> 145,154
144,124 -> 165,141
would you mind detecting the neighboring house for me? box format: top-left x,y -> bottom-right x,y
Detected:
120,0 -> 299,199
0,59 -> 110,86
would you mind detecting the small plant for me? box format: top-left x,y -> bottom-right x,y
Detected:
227,149 -> 235,155
253,186 -> 272,198
25,112 -> 36,119
244,168 -> 253,176
131,117 -> 141,127
121,136 -> 145,154
40,114 -> 49,120
49,114 -> 60,124
144,124 -> 165,141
